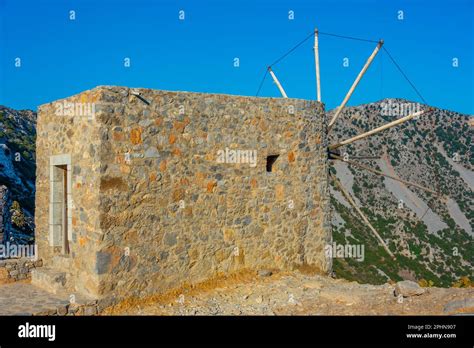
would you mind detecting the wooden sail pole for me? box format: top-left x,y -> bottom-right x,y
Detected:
328,40 -> 384,131
329,108 -> 432,150
314,28 -> 322,102
268,67 -> 288,98
330,173 -> 396,259
332,154 -> 441,196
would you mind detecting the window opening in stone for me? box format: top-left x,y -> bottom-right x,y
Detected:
266,155 -> 280,172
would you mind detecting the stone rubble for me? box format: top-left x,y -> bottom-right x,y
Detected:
394,280 -> 426,297
108,271 -> 474,316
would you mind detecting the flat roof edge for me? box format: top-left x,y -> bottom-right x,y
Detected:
38,85 -> 324,110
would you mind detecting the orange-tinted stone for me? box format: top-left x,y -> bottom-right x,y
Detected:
172,188 -> 185,202
0,268 -> 10,281
250,178 -> 258,189
78,236 -> 87,247
173,121 -> 186,133
184,206 -> 193,217
80,93 -> 89,104
100,177 -> 128,191
113,131 -> 124,141
159,160 -> 167,172
288,151 -> 295,163
115,155 -> 125,164
275,184 -> 284,201
194,172 -> 205,185
207,181 -> 217,193
130,127 -> 142,145
120,165 -> 131,174
169,133 -> 177,144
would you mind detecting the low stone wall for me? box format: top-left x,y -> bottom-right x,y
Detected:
33,296 -> 116,316
33,300 -> 102,316
0,258 -> 43,283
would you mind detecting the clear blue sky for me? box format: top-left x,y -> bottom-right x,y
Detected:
0,0 -> 473,114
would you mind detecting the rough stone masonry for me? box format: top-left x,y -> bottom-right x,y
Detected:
33,86 -> 331,300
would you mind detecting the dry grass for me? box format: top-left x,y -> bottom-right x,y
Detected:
103,268 -> 288,315
0,278 -> 30,286
293,263 -> 327,276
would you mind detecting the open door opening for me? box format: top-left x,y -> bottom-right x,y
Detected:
57,165 -> 69,255
52,164 -> 69,255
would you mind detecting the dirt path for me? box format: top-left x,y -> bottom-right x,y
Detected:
107,271 -> 474,316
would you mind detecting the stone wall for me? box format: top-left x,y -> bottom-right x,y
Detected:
36,91 -> 103,296
34,298 -> 101,316
0,258 -> 43,283
35,86 -> 331,300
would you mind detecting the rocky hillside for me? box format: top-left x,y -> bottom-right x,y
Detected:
0,106 -> 36,245
328,99 -> 473,287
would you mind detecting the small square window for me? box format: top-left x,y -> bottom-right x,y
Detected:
266,155 -> 279,172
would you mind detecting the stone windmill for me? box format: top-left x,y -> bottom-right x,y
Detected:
263,28 -> 440,259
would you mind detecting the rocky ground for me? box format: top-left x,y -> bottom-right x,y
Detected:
0,281 -> 97,315
106,270 -> 474,316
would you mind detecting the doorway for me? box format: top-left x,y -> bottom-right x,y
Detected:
49,154 -> 72,255
57,165 -> 69,255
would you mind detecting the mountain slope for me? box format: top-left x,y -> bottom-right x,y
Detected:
0,106 -> 36,244
328,99 -> 473,287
